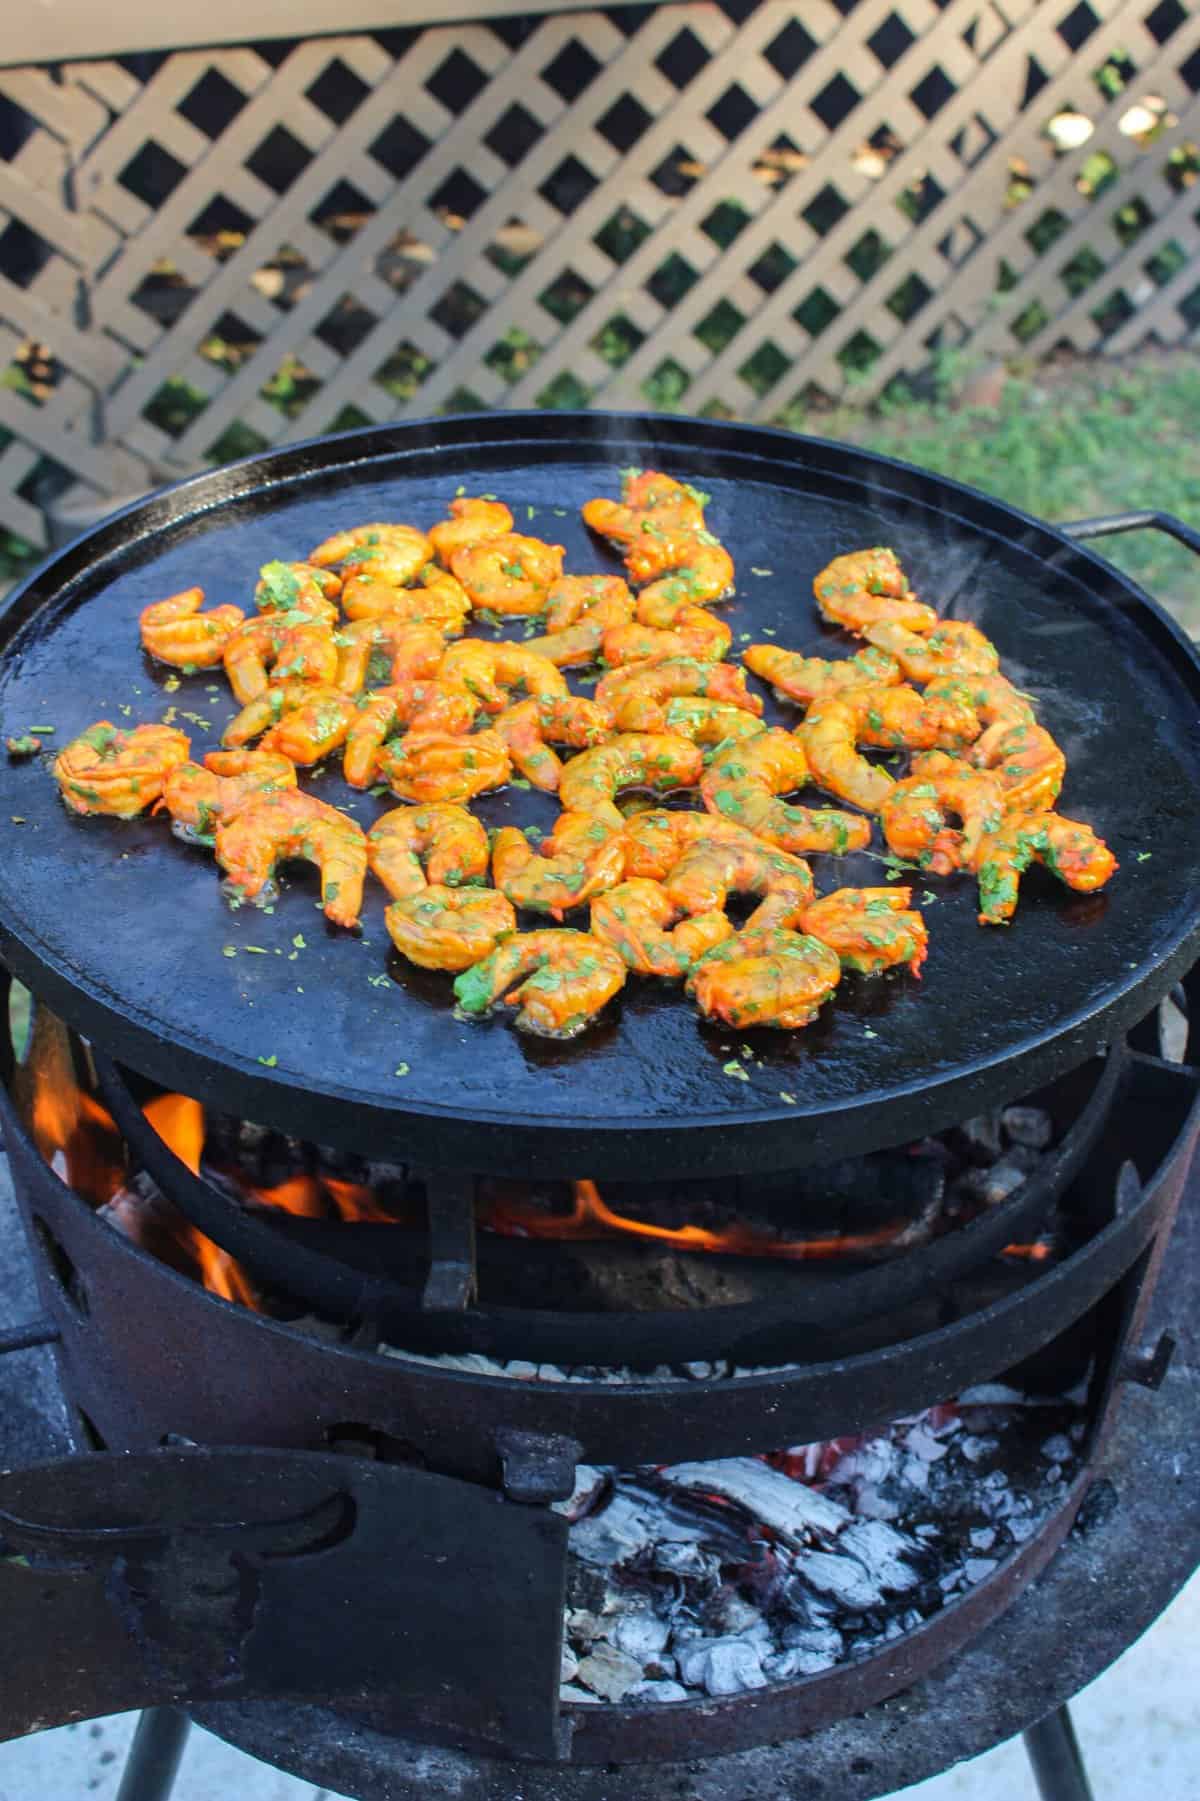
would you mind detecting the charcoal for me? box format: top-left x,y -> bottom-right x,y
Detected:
779,1620 -> 844,1661
765,1642 -> 838,1679
561,1645 -> 579,1684
794,1550 -> 883,1610
575,1643 -> 644,1702
954,1156 -> 1033,1207
659,1458 -> 850,1543
969,1526 -> 997,1550
651,1541 -> 721,1584
552,1465 -> 610,1522
676,1637 -> 767,1697
904,1422 -> 951,1463
954,1112 -> 1005,1162
565,1561 -> 612,1612
565,1609 -> 607,1646
570,1492 -> 659,1567
626,1679 -> 689,1704
839,1521 -> 920,1593
960,1435 -> 998,1464
610,1607 -> 671,1663
1002,1106 -> 1054,1149
706,1590 -> 764,1638
963,1556 -> 999,1583
559,1683 -> 601,1705
1041,1433 -> 1072,1462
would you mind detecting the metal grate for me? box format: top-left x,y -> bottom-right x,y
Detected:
1,0 -> 1198,551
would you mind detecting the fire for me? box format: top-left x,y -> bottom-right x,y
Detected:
322,1177 -> 396,1224
249,1172 -> 325,1218
143,1092 -> 204,1176
484,1179 -> 911,1261
1002,1240 -> 1054,1261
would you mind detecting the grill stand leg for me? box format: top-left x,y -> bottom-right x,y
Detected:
115,1708 -> 191,1801
1023,1704 -> 1095,1801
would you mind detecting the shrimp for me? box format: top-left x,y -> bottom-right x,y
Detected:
223,679 -> 350,751
687,927 -> 842,1030
385,886 -> 516,972
253,561 -> 341,621
367,804 -> 489,900
54,722 -> 190,818
802,681 -> 973,811
972,812 -> 1117,926
597,656 -> 762,728
214,789 -> 367,927
449,533 -> 566,616
700,730 -> 872,855
558,733 -> 703,828
438,641 -> 569,712
880,751 -> 1006,873
968,720 -> 1065,814
223,612 -> 339,705
582,470 -> 708,558
923,673 -> 1035,735
663,838 -> 813,927
428,497 -> 514,566
452,928 -> 626,1038
621,809 -> 777,882
814,548 -> 938,635
257,688 -> 361,766
340,568 -> 470,634
662,699 -> 765,744
139,587 -> 245,669
602,608 -> 731,666
334,617 -> 447,696
523,576 -> 635,667
493,695 -> 614,791
862,619 -> 999,683
743,643 -> 900,706
342,680 -> 476,790
801,887 -> 928,977
376,729 -> 511,805
308,522 -> 431,582
159,750 -> 296,840
590,879 -> 732,978
634,541 -> 735,611
491,813 -> 625,917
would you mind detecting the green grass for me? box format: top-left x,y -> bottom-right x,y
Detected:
777,353 -> 1200,627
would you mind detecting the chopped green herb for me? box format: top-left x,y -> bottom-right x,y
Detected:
222,945 -> 238,958
292,933 -> 307,949
750,567 -> 773,577
922,890 -> 936,906
1136,851 -> 1152,863
722,1060 -> 750,1082
779,1091 -> 796,1105
244,946 -> 268,954
863,1027 -> 878,1039
257,1054 -> 278,1067
28,725 -> 55,736
394,1062 -> 411,1077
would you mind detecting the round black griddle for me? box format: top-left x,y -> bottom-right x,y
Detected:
0,412 -> 1198,1180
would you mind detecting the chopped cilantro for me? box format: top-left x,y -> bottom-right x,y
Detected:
394,1063 -> 410,1077
257,1054 -> 278,1067
722,1060 -> 750,1081
1136,851 -> 1152,863
863,1027 -> 878,1039
779,1091 -> 796,1105
222,946 -> 237,958
28,725 -> 55,735
292,933 -> 307,949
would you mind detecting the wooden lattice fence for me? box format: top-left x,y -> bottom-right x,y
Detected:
1,0 -> 1198,552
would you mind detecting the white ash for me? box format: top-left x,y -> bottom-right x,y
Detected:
559,1389 -> 1083,1707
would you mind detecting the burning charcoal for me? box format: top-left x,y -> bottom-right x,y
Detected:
559,1683 -> 602,1705
569,1492 -> 659,1568
675,1638 -> 767,1697
839,1521 -> 920,1593
561,1645 -> 579,1684
552,1465 -> 610,1523
651,1541 -> 721,1585
794,1550 -> 883,1610
659,1458 -> 850,1544
1040,1433 -> 1072,1463
1002,1106 -> 1054,1149
964,1557 -> 999,1583
765,1643 -> 837,1680
779,1620 -> 844,1661
969,1526 -> 997,1550
626,1679 -> 689,1704
955,1152 -> 1040,1208
954,1112 -> 1005,1162
575,1643 -> 644,1702
904,1423 -> 951,1463
610,1607 -> 671,1663
706,1590 -> 765,1638
959,1435 -> 998,1464
566,1609 -> 608,1646
958,1382 -> 1025,1405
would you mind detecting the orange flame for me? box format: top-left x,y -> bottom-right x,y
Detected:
1002,1240 -> 1054,1261
31,1078 -> 126,1201
143,1092 -> 204,1176
248,1172 -> 326,1218
322,1176 -> 396,1224
485,1179 -> 911,1261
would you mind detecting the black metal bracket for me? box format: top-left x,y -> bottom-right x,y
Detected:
419,1169 -> 477,1312
1061,511 -> 1200,559
495,1429 -> 582,1505
1122,1329 -> 1177,1391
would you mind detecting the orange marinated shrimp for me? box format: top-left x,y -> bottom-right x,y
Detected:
687,927 -> 842,1030
221,678 -> 343,750
335,617 -> 446,695
54,722 -> 190,818
428,497 -> 514,566
493,695 -> 614,792
814,548 -> 937,635
621,809 -> 774,881
492,813 -> 626,918
923,673 -> 1035,735
339,567 -> 471,634
214,789 -> 367,928
139,587 -> 245,669
662,699 -> 765,744
603,608 -> 731,667
223,612 -> 339,705
800,699 -> 895,813
376,729 -> 511,805
257,688 -> 361,766
801,887 -> 928,977
597,656 -> 761,726
663,838 -> 813,927
308,522 -> 431,580
590,879 -> 731,978
743,643 -> 901,706
452,928 -> 626,1039
449,533 -> 566,616
558,733 -> 703,829
881,751 -> 1005,873
367,804 -> 489,900
159,750 -> 296,840
973,812 -> 1117,926
582,471 -> 707,557
438,641 -> 569,713
253,561 -> 341,621
863,618 -> 999,683
385,886 -> 516,973
701,729 -> 872,855
851,684 -> 979,752
523,576 -> 635,667
342,681 -> 477,790
634,541 -> 735,611
968,720 -> 1065,814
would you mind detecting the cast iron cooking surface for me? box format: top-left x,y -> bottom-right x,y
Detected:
0,413 -> 1198,1179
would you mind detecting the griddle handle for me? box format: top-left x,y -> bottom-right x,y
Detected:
1060,511 -> 1200,559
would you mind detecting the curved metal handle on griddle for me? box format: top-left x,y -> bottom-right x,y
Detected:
1060,512 -> 1200,557
91,1043 -> 1125,1356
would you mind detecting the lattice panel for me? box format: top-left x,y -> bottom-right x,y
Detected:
1,1 -> 1199,550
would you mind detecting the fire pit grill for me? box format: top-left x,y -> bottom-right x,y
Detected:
0,415 -> 1198,1179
